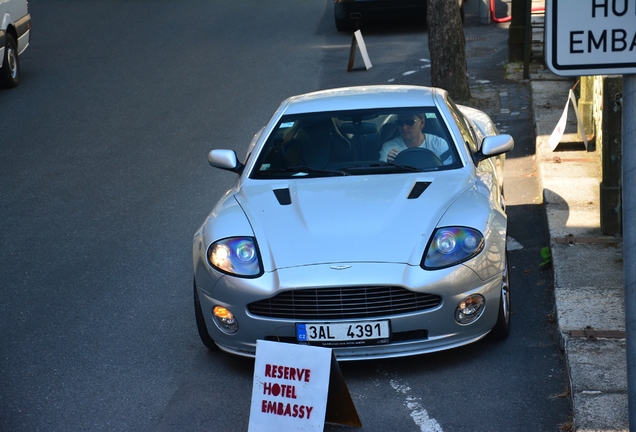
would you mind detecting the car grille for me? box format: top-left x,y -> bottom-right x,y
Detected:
247,286 -> 442,320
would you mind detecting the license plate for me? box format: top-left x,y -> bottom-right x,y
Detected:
296,320 -> 390,346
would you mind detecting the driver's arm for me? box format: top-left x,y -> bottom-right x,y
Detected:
379,139 -> 401,162
379,143 -> 394,162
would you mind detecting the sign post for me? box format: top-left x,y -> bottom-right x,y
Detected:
624,73 -> 636,431
545,0 -> 636,428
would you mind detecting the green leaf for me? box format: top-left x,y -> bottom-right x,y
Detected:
540,247 -> 552,266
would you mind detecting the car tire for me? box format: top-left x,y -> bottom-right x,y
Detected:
193,279 -> 218,350
0,34 -> 20,89
489,249 -> 511,339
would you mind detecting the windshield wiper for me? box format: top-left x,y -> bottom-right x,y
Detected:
346,162 -> 422,173
268,165 -> 350,176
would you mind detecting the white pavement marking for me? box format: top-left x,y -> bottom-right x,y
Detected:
388,378 -> 443,432
387,58 -> 432,82
507,236 -> 524,251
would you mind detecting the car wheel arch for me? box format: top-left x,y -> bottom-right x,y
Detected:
0,32 -> 20,88
193,278 -> 218,350
488,248 -> 511,339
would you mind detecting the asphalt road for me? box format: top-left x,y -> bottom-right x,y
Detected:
1,1 -> 572,431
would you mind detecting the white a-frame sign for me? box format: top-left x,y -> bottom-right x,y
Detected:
248,340 -> 361,432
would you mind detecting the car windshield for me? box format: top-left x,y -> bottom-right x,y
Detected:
250,107 -> 462,179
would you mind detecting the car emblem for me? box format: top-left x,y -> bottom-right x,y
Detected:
330,265 -> 352,270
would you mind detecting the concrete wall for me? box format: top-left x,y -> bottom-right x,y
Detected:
580,75 -> 623,235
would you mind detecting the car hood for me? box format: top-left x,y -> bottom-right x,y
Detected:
234,173 -> 473,270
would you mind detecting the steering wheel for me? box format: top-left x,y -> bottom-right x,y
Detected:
392,148 -> 443,169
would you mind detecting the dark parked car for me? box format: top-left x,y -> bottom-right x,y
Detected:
334,0 -> 465,31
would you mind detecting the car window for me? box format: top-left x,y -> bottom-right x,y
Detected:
445,98 -> 480,161
250,108 -> 462,179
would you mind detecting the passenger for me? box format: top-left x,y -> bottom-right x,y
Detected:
379,114 -> 451,164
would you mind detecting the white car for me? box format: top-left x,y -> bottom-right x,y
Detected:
193,85 -> 514,360
1,0 -> 31,88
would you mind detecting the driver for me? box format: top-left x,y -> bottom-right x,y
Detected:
379,113 -> 451,164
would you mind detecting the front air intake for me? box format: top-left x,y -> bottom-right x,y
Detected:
248,286 -> 441,320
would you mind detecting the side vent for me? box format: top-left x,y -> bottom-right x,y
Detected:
407,181 -> 431,199
273,188 -> 292,205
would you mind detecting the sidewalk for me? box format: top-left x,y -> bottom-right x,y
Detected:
529,65 -> 628,430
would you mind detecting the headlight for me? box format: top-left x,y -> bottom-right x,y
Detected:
422,227 -> 484,269
207,237 -> 262,277
455,294 -> 485,325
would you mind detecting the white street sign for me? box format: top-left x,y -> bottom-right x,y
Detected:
248,341 -> 332,432
545,0 -> 636,76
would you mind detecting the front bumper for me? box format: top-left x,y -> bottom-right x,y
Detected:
194,261 -> 503,361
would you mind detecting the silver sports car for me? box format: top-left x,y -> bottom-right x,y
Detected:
193,85 -> 514,361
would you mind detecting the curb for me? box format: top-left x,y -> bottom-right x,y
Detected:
530,64 -> 628,431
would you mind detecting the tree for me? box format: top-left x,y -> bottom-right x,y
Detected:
426,0 -> 471,101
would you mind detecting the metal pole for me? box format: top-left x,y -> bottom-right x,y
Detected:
523,0 -> 531,79
479,0 -> 490,24
624,73 -> 636,430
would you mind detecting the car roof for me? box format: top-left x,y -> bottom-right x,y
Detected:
280,85 -> 445,115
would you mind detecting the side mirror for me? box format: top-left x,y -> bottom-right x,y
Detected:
475,134 -> 514,163
208,149 -> 244,174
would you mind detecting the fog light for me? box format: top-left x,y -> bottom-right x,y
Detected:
212,306 -> 239,334
455,294 -> 485,325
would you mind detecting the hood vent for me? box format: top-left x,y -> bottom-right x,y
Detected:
407,181 -> 432,199
273,188 -> 292,205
